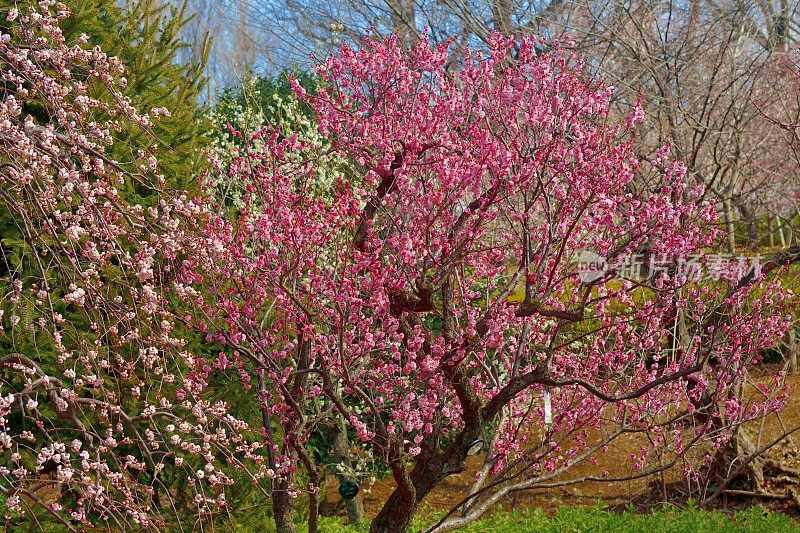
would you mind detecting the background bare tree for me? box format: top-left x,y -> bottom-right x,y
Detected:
212,0 -> 798,252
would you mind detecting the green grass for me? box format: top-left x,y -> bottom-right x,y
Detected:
4,497 -> 798,531
311,503 -> 800,532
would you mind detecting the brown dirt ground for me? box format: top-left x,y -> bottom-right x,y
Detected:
325,366 -> 800,522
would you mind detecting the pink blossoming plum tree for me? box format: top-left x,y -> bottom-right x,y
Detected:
185,33 -> 799,533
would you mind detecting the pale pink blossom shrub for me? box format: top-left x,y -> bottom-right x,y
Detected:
0,3 -> 262,529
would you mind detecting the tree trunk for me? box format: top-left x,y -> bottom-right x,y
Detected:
300,454 -> 322,533
259,377 -> 296,532
317,474 -> 333,517
746,210 -> 758,250
736,203 -> 758,251
307,488 -> 319,533
272,478 -> 298,533
390,0 -> 417,49
705,425 -> 765,501
370,485 -> 418,533
371,432 -> 478,532
331,418 -> 365,526
371,460 -> 454,532
788,328 -> 798,374
768,216 -> 775,249
703,380 -> 764,502
492,0 -> 513,36
723,198 -> 736,254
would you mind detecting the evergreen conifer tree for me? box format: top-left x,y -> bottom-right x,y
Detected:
1,0 -> 211,189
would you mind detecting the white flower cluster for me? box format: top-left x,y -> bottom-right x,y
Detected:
207,75 -> 348,210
